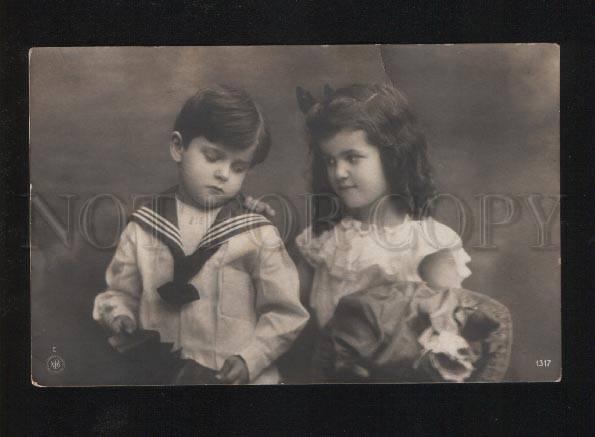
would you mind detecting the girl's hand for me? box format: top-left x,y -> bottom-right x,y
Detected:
109,315 -> 137,334
243,195 -> 276,218
215,355 -> 249,384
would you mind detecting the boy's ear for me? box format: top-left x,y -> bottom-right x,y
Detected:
295,86 -> 317,114
170,131 -> 184,163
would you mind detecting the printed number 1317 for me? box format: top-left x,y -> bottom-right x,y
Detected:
536,359 -> 551,367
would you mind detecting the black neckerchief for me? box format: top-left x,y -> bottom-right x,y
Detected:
129,186 -> 271,306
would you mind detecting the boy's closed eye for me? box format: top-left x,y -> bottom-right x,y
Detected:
203,147 -> 224,163
231,161 -> 250,173
202,146 -> 250,173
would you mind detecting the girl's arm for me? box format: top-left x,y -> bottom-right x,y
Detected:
296,252 -> 314,304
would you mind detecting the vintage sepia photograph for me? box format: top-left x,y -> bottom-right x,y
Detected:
30,44 -> 560,385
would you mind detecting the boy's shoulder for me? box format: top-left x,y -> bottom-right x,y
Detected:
126,188 -> 289,253
126,186 -> 183,256
216,195 -> 297,255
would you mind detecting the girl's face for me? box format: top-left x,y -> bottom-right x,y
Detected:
319,129 -> 389,217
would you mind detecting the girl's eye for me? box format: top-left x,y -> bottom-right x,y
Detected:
325,157 -> 336,167
346,155 -> 362,164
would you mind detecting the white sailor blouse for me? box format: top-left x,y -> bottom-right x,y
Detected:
93,187 -> 309,384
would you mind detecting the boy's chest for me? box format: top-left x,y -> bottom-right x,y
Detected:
136,232 -> 256,302
137,237 -> 258,323
128,193 -> 270,315
177,201 -> 222,256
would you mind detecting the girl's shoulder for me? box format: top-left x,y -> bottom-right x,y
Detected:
409,217 -> 465,251
294,223 -> 338,269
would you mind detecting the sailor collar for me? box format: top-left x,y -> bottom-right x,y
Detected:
130,186 -> 271,306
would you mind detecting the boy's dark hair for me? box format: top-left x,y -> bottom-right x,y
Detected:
302,83 -> 436,235
174,84 -> 271,166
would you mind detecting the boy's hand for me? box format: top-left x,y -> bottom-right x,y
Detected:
215,355 -> 249,384
243,195 -> 276,218
109,315 -> 137,334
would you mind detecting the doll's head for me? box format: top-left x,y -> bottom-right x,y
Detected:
297,83 -> 436,235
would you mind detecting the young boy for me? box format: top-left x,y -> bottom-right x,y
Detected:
93,85 -> 309,384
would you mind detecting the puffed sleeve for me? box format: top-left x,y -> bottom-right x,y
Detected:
239,225 -> 310,381
294,225 -> 323,268
92,222 -> 142,328
416,219 -> 472,282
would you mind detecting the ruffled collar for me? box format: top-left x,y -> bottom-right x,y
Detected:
296,215 -> 424,282
297,215 -> 471,286
335,215 -> 412,235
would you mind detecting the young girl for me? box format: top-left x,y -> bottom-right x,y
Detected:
294,83 -> 509,382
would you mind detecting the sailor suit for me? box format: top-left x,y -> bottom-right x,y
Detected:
93,187 -> 309,384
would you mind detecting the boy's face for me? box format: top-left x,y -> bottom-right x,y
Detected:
171,133 -> 255,208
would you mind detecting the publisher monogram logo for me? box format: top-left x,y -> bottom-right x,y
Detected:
46,354 -> 65,374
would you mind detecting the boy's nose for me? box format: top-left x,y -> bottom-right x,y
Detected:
214,165 -> 230,182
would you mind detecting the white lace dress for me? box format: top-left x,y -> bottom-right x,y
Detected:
295,216 -> 472,328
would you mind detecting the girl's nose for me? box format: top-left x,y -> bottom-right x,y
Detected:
334,160 -> 349,180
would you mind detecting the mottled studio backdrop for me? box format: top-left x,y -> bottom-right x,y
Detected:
30,45 -> 560,384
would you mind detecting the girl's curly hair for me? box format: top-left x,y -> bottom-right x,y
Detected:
303,83 -> 436,235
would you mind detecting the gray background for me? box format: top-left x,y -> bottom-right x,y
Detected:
30,45 -> 560,384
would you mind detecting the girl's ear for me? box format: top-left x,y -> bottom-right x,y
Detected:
170,131 -> 184,163
323,83 -> 334,100
296,86 -> 317,114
